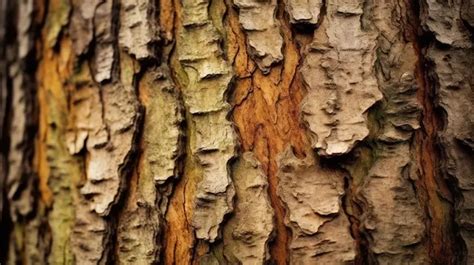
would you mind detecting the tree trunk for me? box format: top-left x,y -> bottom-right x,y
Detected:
0,0 -> 472,264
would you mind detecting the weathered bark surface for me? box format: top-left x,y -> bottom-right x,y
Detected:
0,0 -> 472,264
233,0 -> 284,72
277,148 -> 356,264
223,152 -> 274,264
419,1 -> 474,264
301,0 -> 382,157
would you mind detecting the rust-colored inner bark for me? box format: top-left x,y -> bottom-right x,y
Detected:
2,0 -> 469,263
406,2 -> 458,262
413,48 -> 457,264
227,2 -> 311,263
162,0 -> 196,263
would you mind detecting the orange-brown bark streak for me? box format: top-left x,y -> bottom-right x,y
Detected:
227,3 -> 310,264
414,52 -> 455,264
406,3 -> 456,263
36,33 -> 74,207
162,0 -> 196,263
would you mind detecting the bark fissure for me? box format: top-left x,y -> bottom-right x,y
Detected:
163,0 -> 198,262
416,0 -> 473,263
228,0 -> 315,262
410,8 -> 460,264
2,0 -> 473,264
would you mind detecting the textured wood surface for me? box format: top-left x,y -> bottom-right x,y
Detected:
0,0 -> 472,264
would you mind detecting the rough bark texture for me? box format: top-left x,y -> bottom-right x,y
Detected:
301,0 -> 382,157
277,148 -> 356,264
223,152 -> 274,264
0,0 -> 472,264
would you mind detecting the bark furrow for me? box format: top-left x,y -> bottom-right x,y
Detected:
0,0 -> 472,264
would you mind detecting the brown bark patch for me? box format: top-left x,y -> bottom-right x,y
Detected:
227,1 -> 310,263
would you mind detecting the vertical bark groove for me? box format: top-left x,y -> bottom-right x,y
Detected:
1,0 -> 472,264
175,0 -> 237,246
228,0 -> 313,262
417,0 -> 473,263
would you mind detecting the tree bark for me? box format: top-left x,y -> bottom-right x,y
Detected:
0,0 -> 472,264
